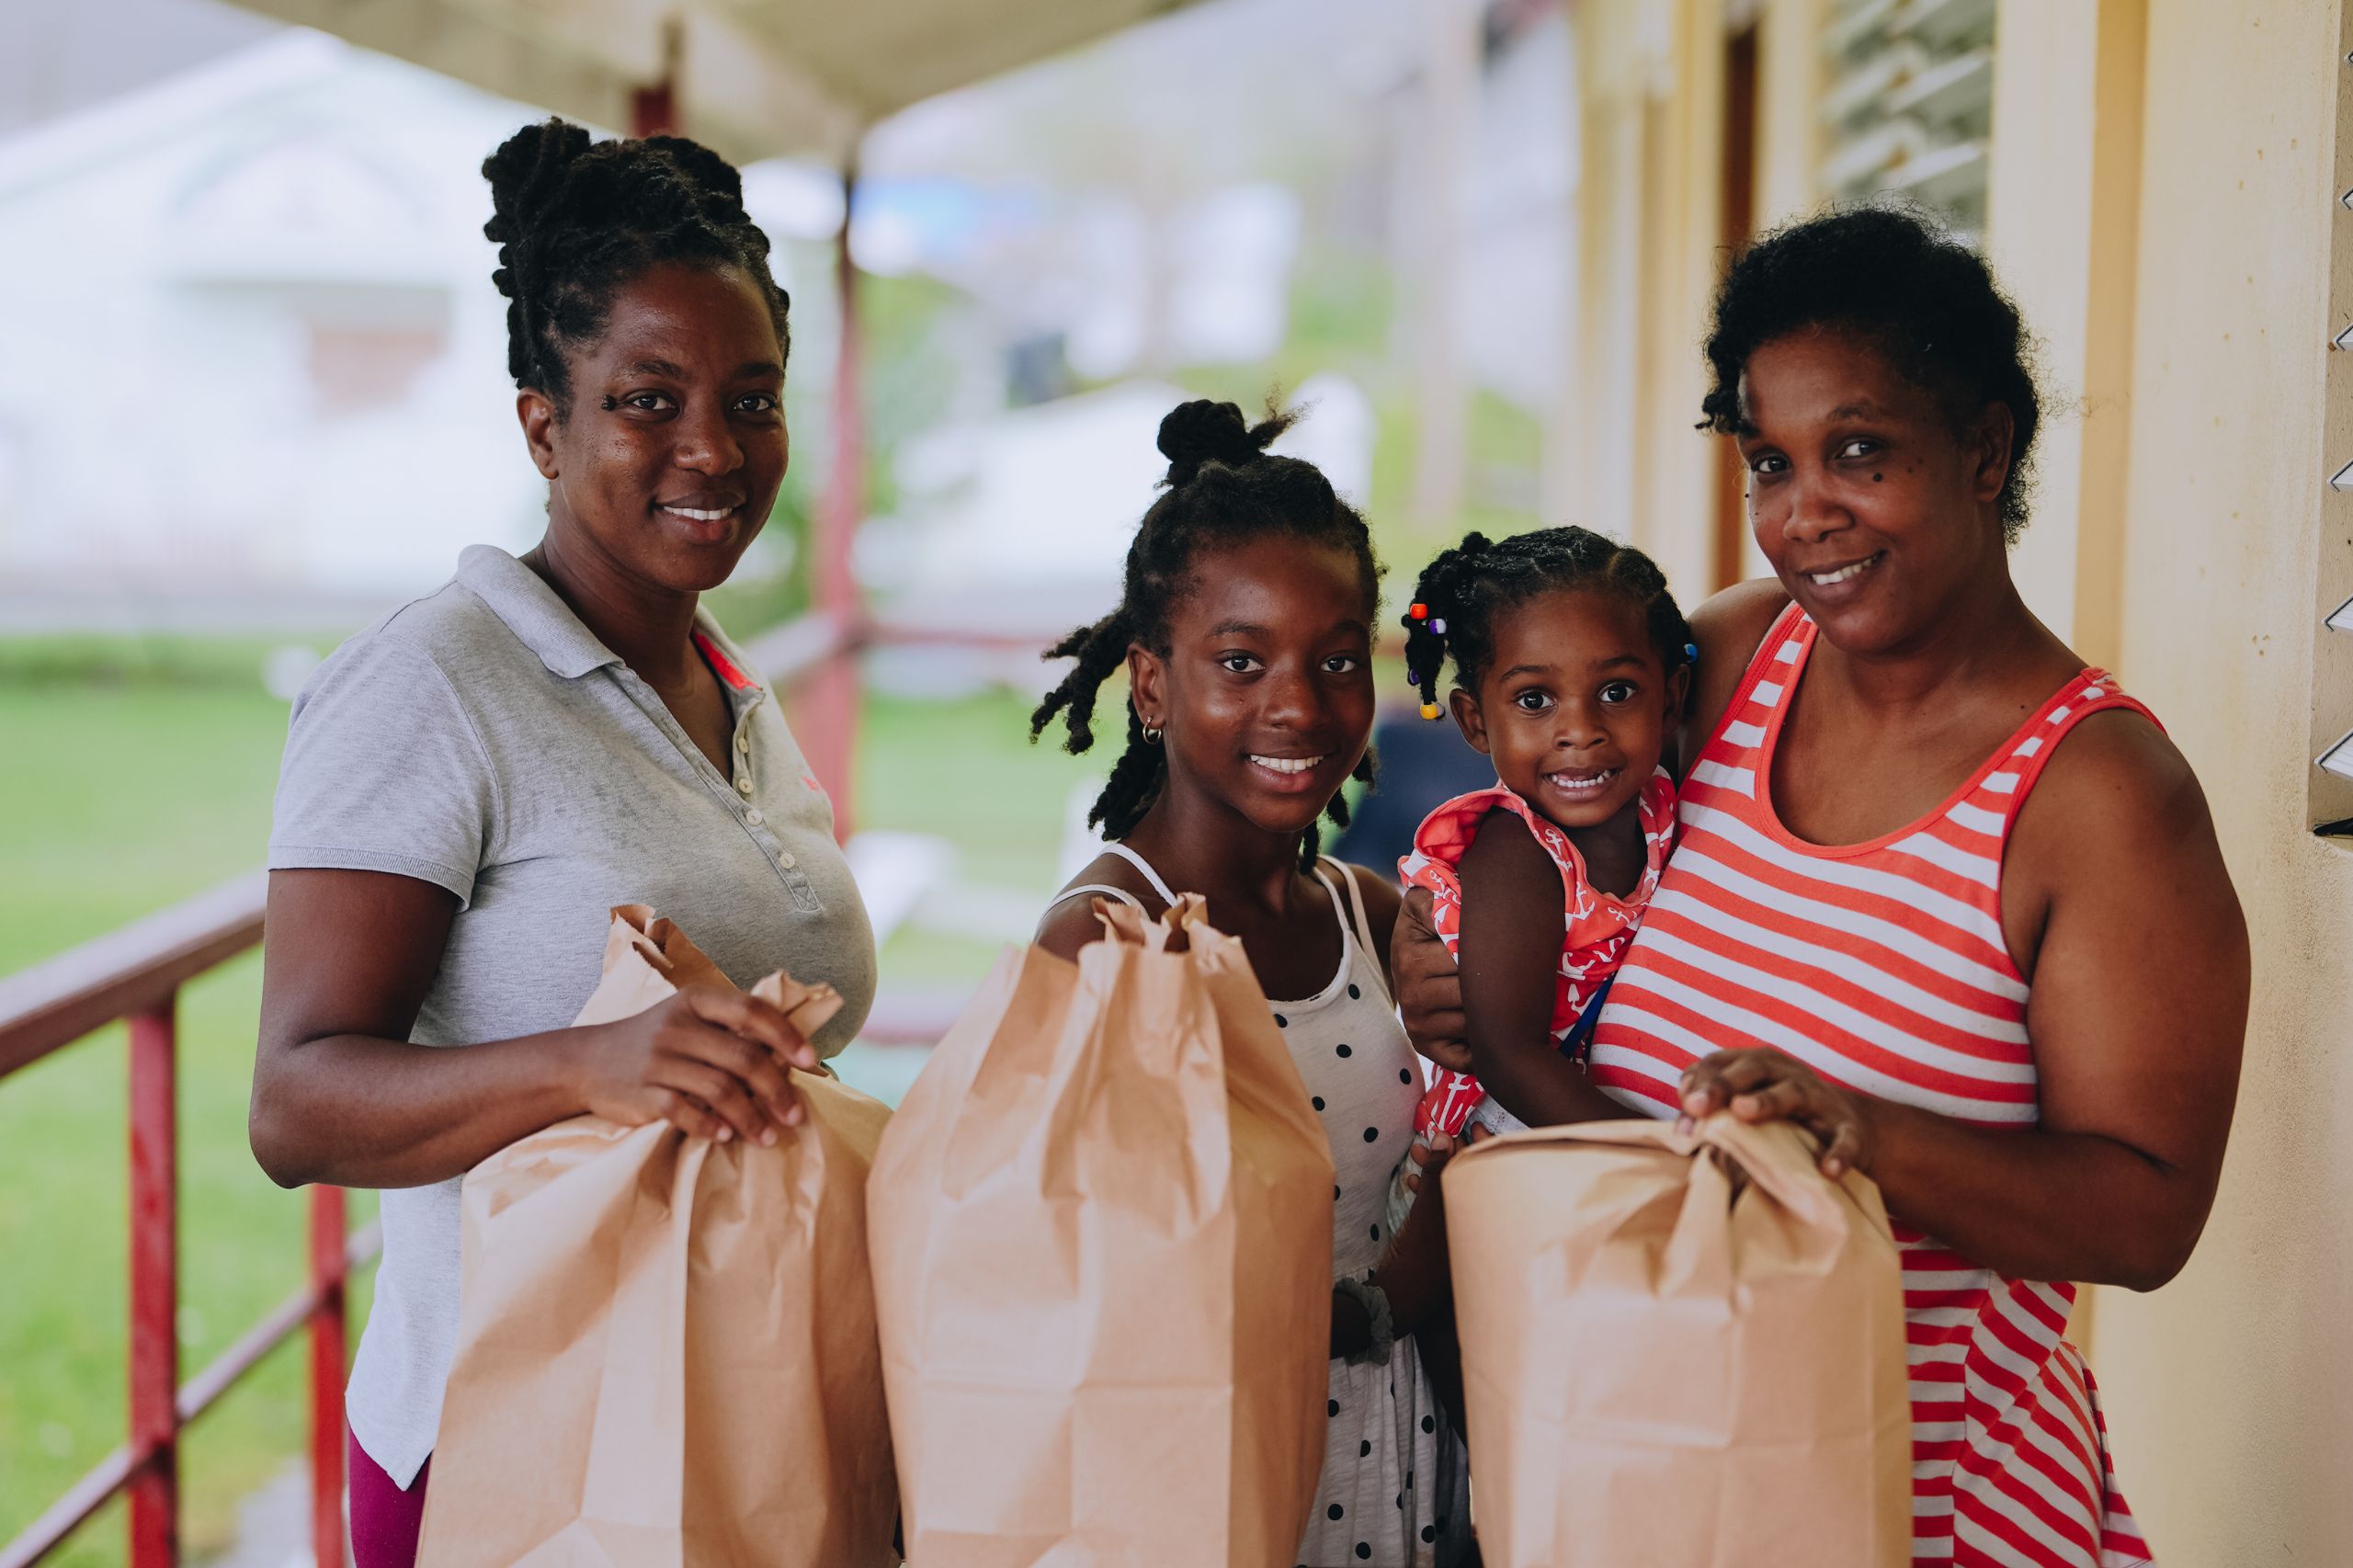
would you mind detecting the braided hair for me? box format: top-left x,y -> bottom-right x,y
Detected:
1030,399 -> 1382,871
1402,528 -> 1694,714
1697,202 -> 2042,540
482,118 -> 790,414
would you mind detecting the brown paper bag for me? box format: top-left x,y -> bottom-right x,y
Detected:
1445,1114 -> 1911,1568
416,905 -> 897,1568
867,895 -> 1335,1567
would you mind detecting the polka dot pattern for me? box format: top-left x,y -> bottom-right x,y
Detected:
1222,857 -> 1467,1563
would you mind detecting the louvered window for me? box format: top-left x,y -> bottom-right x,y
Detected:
2314,45 -> 2353,827
2319,586 -> 2353,804
1819,0 -> 1996,237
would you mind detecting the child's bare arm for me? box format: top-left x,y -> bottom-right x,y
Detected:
1457,810 -> 1639,1127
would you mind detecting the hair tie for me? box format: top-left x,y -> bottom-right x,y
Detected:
1684,642 -> 1699,665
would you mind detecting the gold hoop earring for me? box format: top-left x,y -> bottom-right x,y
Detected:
1142,724 -> 1164,744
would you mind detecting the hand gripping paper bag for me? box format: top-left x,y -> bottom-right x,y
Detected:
416,905 -> 897,1568
867,895 -> 1335,1567
1445,1115 -> 1910,1568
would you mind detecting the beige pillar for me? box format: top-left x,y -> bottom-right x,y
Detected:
1751,0 -> 1825,231
1410,0 -> 1480,528
1570,2 -> 1655,545
1984,0 -> 2147,668
1570,0 -> 1725,590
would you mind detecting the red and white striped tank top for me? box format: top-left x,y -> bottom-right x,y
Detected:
1590,604 -> 2155,1568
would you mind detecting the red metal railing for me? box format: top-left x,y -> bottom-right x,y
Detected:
0,873 -> 376,1568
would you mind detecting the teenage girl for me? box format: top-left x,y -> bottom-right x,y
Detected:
1031,399 -> 1471,1568
1392,528 -> 1692,1143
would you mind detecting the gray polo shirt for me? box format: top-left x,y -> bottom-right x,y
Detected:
267,543 -> 876,1488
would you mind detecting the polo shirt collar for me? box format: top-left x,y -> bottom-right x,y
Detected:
457,545 -> 769,701
457,543 -> 628,680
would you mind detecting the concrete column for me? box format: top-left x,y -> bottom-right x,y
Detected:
1984,0 -> 2148,667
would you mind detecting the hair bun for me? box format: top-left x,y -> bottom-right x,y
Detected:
642,133 -> 747,220
1157,399 -> 1272,485
481,118 -> 595,290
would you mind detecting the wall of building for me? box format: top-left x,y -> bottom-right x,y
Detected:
2080,3 -> 2353,1560
1564,0 -> 1722,593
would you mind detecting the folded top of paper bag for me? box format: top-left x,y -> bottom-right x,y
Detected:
574,903 -> 844,1042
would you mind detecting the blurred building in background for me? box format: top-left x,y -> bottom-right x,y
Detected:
0,31 -> 540,628
0,0 -> 1577,644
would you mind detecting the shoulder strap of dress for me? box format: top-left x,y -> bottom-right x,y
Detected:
1318,857 -> 1381,955
1042,882 -> 1149,915
1040,844 -> 1176,916
1696,600 -> 1813,760
1987,670 -> 2164,834
1321,858 -> 1396,1005
1099,841 -> 1181,905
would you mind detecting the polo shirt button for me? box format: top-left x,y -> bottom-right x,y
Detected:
745,809 -> 765,826
736,734 -> 750,754
736,776 -> 754,796
777,851 -> 796,869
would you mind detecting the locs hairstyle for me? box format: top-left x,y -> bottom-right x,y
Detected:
482,118 -> 791,414
1030,399 -> 1383,871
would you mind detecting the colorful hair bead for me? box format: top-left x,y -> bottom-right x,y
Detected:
1430,618 -> 1446,636
1419,701 -> 1440,721
1408,602 -> 1428,619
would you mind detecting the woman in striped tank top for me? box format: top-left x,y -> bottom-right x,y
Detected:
1392,208 -> 2248,1568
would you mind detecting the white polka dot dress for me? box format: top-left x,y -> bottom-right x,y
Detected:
1056,848 -> 1472,1567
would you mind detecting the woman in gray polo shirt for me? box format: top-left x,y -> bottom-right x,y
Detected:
250,120 -> 876,1567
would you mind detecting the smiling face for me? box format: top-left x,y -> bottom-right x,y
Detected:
519,261 -> 789,594
1734,327 -> 2014,656
1127,535 -> 1377,843
1451,586 -> 1684,835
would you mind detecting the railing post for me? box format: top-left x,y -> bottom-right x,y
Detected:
309,1186 -> 349,1568
127,1003 -> 178,1567
804,160 -> 866,843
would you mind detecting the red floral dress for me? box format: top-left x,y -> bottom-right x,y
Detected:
1397,768 -> 1678,1136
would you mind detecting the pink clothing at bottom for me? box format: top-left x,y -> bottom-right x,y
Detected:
349,1431 -> 428,1568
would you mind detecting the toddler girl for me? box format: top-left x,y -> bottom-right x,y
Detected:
1394,528 -> 1692,1146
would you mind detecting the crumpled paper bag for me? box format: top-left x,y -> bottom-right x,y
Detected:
867,895 -> 1335,1567
1445,1113 -> 1911,1568
416,905 -> 896,1567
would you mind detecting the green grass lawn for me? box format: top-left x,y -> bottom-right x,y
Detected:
0,652 -> 1100,1562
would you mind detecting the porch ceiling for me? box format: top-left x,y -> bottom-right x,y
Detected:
222,0 -> 1203,164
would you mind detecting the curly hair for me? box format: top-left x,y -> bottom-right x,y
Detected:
1402,527 -> 1693,710
482,118 -> 790,414
1029,398 -> 1382,871
1698,202 -> 2043,540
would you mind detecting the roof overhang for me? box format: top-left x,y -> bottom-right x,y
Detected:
224,0 -> 1203,164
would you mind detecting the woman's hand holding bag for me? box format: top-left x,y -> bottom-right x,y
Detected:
416,906 -> 896,1568
1444,1112 -> 1913,1568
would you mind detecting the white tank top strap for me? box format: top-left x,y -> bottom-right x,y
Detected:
1050,849 -> 1377,997
1319,856 -> 1381,956
1098,841 -> 1182,906
1307,860 -> 1357,957
1043,881 -> 1149,914
1043,841 -> 1179,917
